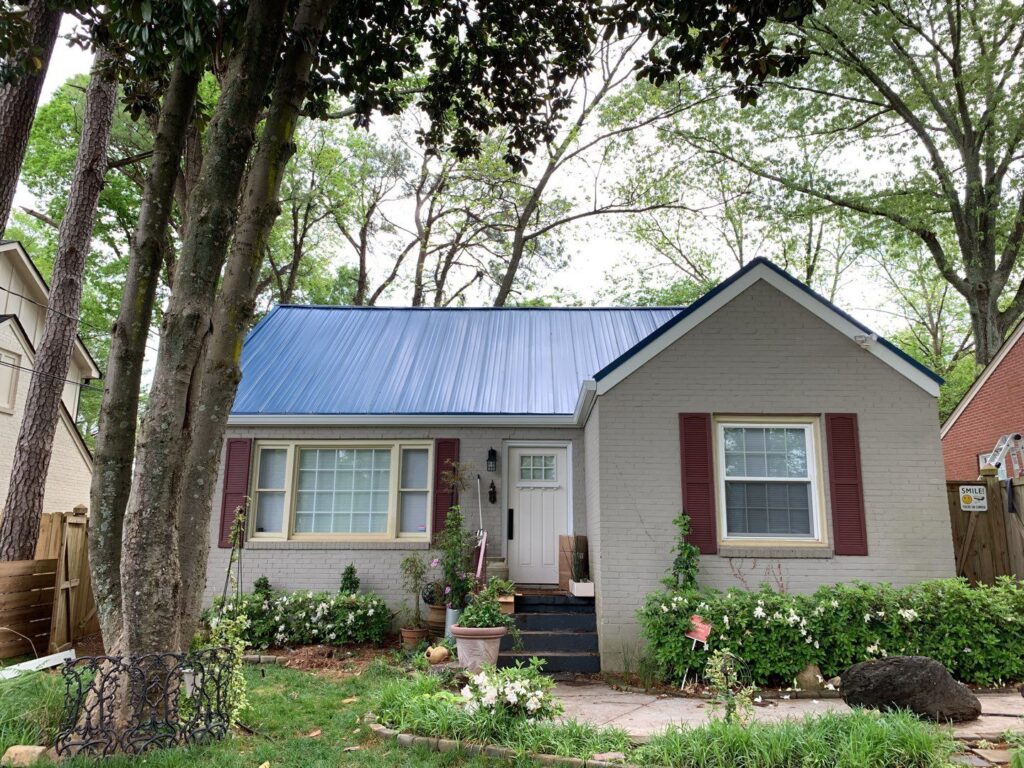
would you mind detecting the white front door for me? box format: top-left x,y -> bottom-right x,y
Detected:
507,446 -> 569,584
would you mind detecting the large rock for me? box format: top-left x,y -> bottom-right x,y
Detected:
841,656 -> 981,722
0,745 -> 50,767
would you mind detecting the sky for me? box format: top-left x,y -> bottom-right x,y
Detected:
22,17 -> 890,331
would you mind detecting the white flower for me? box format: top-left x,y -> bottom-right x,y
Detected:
461,685 -> 473,700
278,624 -> 285,632
830,599 -> 839,609
863,613 -> 872,624
813,641 -> 819,649
898,608 -> 918,622
753,605 -> 766,619
722,615 -> 730,628
367,609 -> 374,616
753,696 -> 762,703
661,604 -> 669,613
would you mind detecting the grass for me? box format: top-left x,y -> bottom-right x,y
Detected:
0,671 -> 64,755
0,656 -> 969,768
0,662 -> 493,768
635,710 -> 959,768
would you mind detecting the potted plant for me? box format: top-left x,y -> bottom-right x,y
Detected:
450,583 -> 519,671
421,578 -> 446,637
399,554 -> 429,649
568,535 -> 594,597
438,505 -> 475,638
488,576 -> 517,614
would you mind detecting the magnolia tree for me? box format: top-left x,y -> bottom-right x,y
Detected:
3,0 -> 822,660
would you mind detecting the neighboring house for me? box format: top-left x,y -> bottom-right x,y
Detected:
941,320 -> 1024,481
0,240 -> 100,513
206,258 -> 953,671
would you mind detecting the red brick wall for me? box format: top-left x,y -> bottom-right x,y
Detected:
942,336 -> 1024,479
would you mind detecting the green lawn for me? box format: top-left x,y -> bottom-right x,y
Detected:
1,663 -> 495,768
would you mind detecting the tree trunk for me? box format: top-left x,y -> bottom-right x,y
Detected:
0,1 -> 61,234
117,0 -> 289,657
0,51 -> 117,561
175,0 -> 337,642
970,287 -> 1002,367
89,62 -> 200,647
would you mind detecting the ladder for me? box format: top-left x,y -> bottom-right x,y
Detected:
983,433 -> 1024,478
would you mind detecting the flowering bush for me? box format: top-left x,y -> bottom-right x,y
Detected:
207,588 -> 392,649
459,660 -> 562,720
639,578 -> 1024,686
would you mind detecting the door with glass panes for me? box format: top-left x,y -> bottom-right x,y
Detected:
507,446 -> 569,584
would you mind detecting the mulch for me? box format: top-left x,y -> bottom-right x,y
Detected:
271,641 -> 400,678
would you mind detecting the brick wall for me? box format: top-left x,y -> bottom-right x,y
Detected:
203,425 -> 586,609
941,333 -> 1024,480
592,280 -> 953,670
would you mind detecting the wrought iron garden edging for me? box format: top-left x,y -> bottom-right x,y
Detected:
56,647 -> 233,757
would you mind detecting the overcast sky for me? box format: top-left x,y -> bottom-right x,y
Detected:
25,18 -> 890,331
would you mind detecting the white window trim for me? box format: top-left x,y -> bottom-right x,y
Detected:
714,416 -> 829,547
248,439 -> 434,542
0,347 -> 19,414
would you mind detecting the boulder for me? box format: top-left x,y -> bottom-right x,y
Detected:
795,663 -> 824,691
841,656 -> 981,722
0,745 -> 50,767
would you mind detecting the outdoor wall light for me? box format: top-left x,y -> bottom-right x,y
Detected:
486,447 -> 497,472
488,481 -> 497,504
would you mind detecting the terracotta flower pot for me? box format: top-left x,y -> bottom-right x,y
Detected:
450,624 -> 507,671
400,626 -> 429,650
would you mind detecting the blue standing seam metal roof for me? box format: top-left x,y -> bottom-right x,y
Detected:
232,306 -> 683,416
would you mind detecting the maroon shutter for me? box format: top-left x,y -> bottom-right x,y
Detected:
826,413 -> 868,556
432,438 -> 460,542
218,438 -> 253,548
679,413 -> 717,554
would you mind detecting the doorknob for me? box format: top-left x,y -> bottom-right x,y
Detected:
507,508 -> 514,540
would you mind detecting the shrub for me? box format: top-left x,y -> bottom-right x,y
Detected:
208,588 -> 392,649
438,505 -> 475,609
635,710 -> 956,768
459,660 -> 561,719
340,564 -> 360,594
373,667 -> 631,758
639,577 -> 1024,686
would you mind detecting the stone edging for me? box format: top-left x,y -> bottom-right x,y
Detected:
362,713 -> 637,767
242,654 -> 283,665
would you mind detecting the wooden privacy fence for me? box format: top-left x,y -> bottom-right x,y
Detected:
947,475 -> 1024,584
0,507 -> 99,660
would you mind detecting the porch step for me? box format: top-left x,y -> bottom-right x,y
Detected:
514,594 -> 595,613
498,651 -> 601,674
501,595 -> 599,673
515,612 -> 596,632
500,630 -> 598,653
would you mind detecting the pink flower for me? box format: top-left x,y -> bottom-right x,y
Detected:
444,586 -> 452,595
430,558 -> 441,568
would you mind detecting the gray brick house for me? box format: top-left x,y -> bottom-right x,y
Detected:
206,258 -> 954,670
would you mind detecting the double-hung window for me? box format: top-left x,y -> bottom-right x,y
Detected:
249,441 -> 433,540
718,420 -> 822,541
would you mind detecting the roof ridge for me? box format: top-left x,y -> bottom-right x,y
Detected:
273,304 -> 688,311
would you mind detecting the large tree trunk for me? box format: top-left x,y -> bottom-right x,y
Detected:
117,0 -> 289,658
0,1 -> 61,234
175,0 -> 338,642
0,51 -> 117,561
89,62 -> 200,647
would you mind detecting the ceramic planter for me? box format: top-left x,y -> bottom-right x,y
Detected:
569,580 -> 594,597
450,625 -> 507,671
400,626 -> 429,650
497,595 -> 515,615
444,607 -> 462,640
